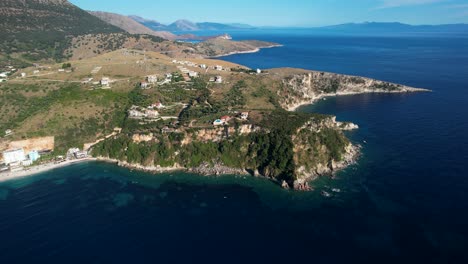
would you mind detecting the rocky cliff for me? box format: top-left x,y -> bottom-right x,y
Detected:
292,116 -> 359,183
277,71 -> 429,110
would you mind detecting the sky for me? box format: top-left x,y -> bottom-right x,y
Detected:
69,0 -> 468,27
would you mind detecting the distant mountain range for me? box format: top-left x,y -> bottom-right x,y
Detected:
322,22 -> 468,34
128,16 -> 257,31
90,11 -> 177,40
89,12 -> 237,40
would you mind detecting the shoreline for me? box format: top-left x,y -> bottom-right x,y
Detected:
287,87 -> 430,111
0,152 -> 358,191
0,158 -> 96,183
209,44 -> 283,58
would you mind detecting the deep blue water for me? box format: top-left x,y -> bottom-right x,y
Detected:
1,30 -> 468,263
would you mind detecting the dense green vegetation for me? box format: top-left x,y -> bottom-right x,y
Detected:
224,80 -> 247,107
92,106 -> 348,185
0,82 -> 128,153
373,82 -> 400,91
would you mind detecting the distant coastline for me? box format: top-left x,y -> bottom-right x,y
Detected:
210,44 -> 283,58
287,88 -> 430,111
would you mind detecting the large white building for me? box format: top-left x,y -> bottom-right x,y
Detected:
2,148 -> 26,165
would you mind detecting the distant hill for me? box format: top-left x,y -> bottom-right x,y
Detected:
168,20 -> 199,31
322,22 -> 468,34
89,11 -> 177,40
128,15 -> 167,30
129,16 -> 256,31
0,0 -> 123,60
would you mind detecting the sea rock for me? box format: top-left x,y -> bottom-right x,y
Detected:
190,161 -> 247,176
281,180 -> 290,190
293,179 -> 312,191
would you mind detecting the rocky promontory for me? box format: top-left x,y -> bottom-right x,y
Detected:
274,70 -> 430,111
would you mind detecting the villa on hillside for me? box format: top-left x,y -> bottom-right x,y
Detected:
100,77 -> 110,87
149,102 -> 165,109
145,109 -> 160,118
140,81 -> 149,89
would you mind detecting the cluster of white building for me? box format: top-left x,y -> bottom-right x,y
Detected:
67,148 -> 88,160
172,60 -> 230,72
177,66 -> 199,79
1,148 -> 41,172
0,66 -> 17,82
100,77 -> 111,88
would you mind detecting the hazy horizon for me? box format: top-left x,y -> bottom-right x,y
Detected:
69,0 -> 468,27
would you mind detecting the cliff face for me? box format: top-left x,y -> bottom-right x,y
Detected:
292,116 -> 359,183
278,71 -> 428,110
92,114 -> 359,190
190,124 -> 261,143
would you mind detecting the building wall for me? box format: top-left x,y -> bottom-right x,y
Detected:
3,149 -> 26,165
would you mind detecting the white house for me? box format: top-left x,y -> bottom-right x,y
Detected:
215,65 -> 223,71
215,76 -> 223,83
4,129 -> 13,136
74,151 -> 88,159
147,75 -> 158,84
2,148 -> 26,165
21,72 -> 27,78
129,109 -> 145,118
256,69 -> 262,74
188,71 -> 198,78
150,102 -> 165,109
140,81 -> 149,89
200,64 -> 207,69
145,109 -> 159,118
100,77 -> 110,87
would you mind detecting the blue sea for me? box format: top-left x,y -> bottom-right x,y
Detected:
1,29 -> 468,263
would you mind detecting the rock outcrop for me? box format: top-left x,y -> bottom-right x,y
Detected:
190,161 -> 248,176
292,116 -> 360,184
191,124 -> 261,143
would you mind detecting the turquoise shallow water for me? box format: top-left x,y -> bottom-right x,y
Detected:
1,30 -> 468,263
